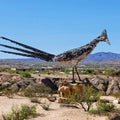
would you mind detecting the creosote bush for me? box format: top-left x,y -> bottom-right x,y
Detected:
2,104 -> 37,120
83,69 -> 94,75
68,85 -> 102,111
22,85 -> 51,97
17,71 -> 31,78
31,97 -> 41,104
89,102 -> 115,116
41,103 -> 50,111
112,92 -> 120,99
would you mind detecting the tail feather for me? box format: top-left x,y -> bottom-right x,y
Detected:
0,50 -> 36,58
0,36 -> 55,61
0,36 -> 47,53
0,44 -> 53,61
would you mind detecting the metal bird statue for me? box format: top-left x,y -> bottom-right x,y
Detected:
0,29 -> 110,83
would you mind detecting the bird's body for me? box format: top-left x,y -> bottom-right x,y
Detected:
0,29 -> 110,82
53,43 -> 94,66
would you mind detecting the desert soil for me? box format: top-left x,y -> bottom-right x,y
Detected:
0,95 -> 107,120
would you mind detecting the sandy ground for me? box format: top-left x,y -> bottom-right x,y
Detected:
0,96 -> 107,120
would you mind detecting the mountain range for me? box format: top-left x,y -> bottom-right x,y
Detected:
1,52 -> 120,64
82,52 -> 120,63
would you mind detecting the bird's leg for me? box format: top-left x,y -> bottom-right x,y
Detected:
72,67 -> 76,83
75,66 -> 81,81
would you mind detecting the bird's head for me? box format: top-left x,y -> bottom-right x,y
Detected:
101,29 -> 111,45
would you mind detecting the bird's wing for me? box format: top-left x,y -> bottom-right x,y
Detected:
54,45 -> 92,62
0,36 -> 55,61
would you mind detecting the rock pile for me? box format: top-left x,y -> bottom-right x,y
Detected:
0,73 -> 120,96
88,76 -> 120,95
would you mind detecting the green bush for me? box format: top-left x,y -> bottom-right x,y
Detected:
2,104 -> 37,120
104,68 -> 115,75
21,72 -> 31,78
0,67 -> 6,72
40,70 -> 54,75
68,85 -> 101,111
89,102 -> 115,115
112,92 -> 120,99
116,70 -> 120,77
0,84 -> 7,91
41,103 -> 50,110
83,69 -> 94,74
22,85 -> 51,97
62,69 -> 72,74
31,97 -> 41,104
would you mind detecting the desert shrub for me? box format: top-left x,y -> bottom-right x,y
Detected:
3,89 -> 17,98
30,98 -> 50,110
15,70 -> 31,78
31,97 -> 41,104
68,85 -> 101,111
6,69 -> 17,74
0,84 -> 7,91
22,85 -> 51,97
41,103 -> 50,110
112,92 -> 120,99
22,72 -> 31,78
89,102 -> 115,115
40,70 -> 54,75
62,69 -> 72,74
2,104 -> 37,120
0,67 -> 6,72
115,70 -> 120,77
20,71 -> 31,78
104,68 -> 115,75
83,69 -> 94,75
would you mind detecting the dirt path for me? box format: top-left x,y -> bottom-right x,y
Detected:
0,96 -> 32,119
31,102 -> 107,120
0,96 -> 107,120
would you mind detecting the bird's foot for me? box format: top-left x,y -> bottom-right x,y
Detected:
71,79 -> 76,83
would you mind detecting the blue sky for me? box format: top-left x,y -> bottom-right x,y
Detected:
0,0 -> 120,58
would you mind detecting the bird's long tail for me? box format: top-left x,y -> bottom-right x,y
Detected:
0,36 -> 55,61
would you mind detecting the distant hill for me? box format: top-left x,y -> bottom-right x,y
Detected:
82,52 -> 120,63
1,58 -> 43,62
1,52 -> 120,64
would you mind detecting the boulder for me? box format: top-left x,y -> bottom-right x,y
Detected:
109,113 -> 120,120
2,82 -> 11,87
7,83 -> 19,92
41,78 -> 58,91
89,76 -> 109,92
106,79 -> 120,95
88,76 -> 120,95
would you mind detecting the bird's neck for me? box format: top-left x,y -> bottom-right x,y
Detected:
89,36 -> 101,47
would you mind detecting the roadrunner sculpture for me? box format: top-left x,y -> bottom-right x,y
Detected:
0,29 -> 110,83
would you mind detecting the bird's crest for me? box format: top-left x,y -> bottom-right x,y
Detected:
101,29 -> 111,45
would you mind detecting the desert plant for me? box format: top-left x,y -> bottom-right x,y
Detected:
83,69 -> 94,75
116,70 -> 120,77
22,85 -> 51,97
0,67 -> 6,72
104,68 -> 115,76
0,84 -> 7,91
62,68 -> 72,74
2,104 -> 37,120
41,103 -> 50,110
112,92 -> 120,99
20,71 -> 31,78
68,85 -> 101,111
3,89 -> 15,98
89,102 -> 115,115
30,97 -> 41,104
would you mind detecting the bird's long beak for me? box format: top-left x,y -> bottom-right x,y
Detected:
106,38 -> 111,45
